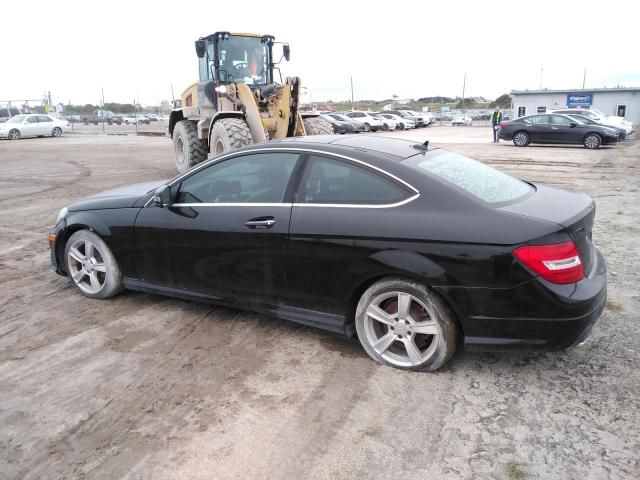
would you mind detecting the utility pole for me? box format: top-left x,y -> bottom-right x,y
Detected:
582,68 -> 587,89
170,84 -> 175,104
539,67 -> 543,90
350,76 -> 354,110
101,88 -> 106,134
461,72 -> 466,114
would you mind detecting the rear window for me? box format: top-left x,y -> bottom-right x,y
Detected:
412,151 -> 532,204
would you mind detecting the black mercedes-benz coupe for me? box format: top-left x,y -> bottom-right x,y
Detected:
49,135 -> 607,371
498,113 -> 619,148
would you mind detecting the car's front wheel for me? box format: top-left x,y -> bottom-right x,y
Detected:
584,133 -> 601,149
52,127 -> 62,137
513,131 -> 530,147
355,278 -> 459,371
64,230 -> 124,299
8,129 -> 20,140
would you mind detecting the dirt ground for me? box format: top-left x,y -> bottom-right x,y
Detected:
0,127 -> 638,480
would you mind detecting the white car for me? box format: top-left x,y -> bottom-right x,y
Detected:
379,113 -> 415,129
0,114 -> 68,140
372,113 -> 397,131
552,109 -> 632,134
345,111 -> 385,132
452,115 -> 473,126
122,115 -> 138,125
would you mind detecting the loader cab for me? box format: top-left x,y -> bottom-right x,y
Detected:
196,32 -> 278,87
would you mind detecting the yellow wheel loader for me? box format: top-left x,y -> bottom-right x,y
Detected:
168,32 -> 333,172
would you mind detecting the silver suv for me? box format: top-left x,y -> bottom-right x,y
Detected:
0,106 -> 21,123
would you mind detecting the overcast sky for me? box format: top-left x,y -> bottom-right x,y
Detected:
2,0 -> 638,106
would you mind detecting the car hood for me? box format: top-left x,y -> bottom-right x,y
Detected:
68,180 -> 167,211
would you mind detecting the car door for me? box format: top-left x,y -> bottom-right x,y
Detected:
134,151 -> 302,304
22,116 -> 40,137
37,115 -> 54,135
548,115 -> 579,143
282,154 -> 417,321
526,115 -> 552,142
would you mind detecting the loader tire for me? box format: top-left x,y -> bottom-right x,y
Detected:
210,118 -> 253,156
303,117 -> 333,136
173,120 -> 208,173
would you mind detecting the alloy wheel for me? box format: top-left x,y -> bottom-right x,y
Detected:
363,291 -> 442,368
67,238 -> 107,294
585,135 -> 600,149
514,132 -> 528,146
9,130 -> 20,140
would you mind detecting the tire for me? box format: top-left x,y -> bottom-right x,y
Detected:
513,131 -> 530,147
52,127 -> 62,137
173,119 -> 209,173
64,230 -> 124,299
303,117 -> 333,136
8,129 -> 20,140
83,119 -> 89,125
209,118 -> 253,157
584,133 -> 601,149
355,277 -> 459,372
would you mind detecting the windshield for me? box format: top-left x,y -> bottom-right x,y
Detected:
217,36 -> 271,85
7,115 -> 27,123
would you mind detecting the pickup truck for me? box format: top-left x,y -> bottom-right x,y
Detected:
79,110 -> 122,125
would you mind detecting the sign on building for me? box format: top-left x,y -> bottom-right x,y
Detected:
567,93 -> 593,107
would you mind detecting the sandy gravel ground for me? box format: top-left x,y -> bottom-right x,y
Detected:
0,127 -> 638,479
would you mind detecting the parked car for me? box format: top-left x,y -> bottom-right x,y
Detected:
0,114 -> 68,140
136,115 -> 151,125
381,109 -> 427,127
122,115 -> 138,125
325,113 -> 369,133
0,106 -> 21,123
50,135 -> 606,372
371,113 -> 397,131
552,109 -> 632,135
452,115 -> 473,126
566,114 -> 626,140
378,113 -> 415,129
498,113 -> 619,148
320,114 -> 354,134
345,111 -> 385,132
79,110 -> 121,125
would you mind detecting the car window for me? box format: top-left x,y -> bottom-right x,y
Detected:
412,151 -> 532,205
0,109 -> 8,118
26,116 -> 39,124
549,115 -> 572,126
298,155 -> 411,205
176,152 -> 299,204
37,115 -> 53,122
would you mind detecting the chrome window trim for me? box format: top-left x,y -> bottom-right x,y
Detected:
147,147 -> 421,209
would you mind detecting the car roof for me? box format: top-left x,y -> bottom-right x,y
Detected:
245,134 -> 430,160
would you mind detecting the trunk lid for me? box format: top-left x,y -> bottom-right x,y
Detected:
500,183 -> 595,274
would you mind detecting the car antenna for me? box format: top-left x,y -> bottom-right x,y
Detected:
412,140 -> 429,152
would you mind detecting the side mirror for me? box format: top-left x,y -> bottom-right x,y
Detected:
153,185 -> 172,208
283,44 -> 290,61
195,40 -> 206,58
570,122 -> 577,128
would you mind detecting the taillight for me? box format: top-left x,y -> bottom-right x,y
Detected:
513,241 -> 585,284
498,123 -> 508,128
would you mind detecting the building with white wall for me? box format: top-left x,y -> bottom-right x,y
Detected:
510,88 -> 639,124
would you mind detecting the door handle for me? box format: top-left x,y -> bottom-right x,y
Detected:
245,217 -> 276,229
551,126 -> 559,129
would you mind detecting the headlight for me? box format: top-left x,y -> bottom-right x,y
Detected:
56,207 -> 68,223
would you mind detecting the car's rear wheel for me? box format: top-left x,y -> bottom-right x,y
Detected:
8,129 -> 20,140
64,230 -> 124,299
355,278 -> 459,371
513,131 -> 530,147
52,127 -> 62,137
584,133 -> 601,149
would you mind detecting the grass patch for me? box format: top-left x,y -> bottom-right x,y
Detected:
505,462 -> 527,480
